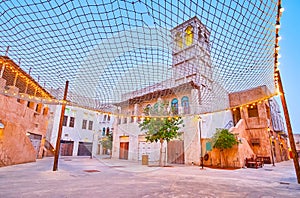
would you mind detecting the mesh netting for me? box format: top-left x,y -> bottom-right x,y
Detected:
0,0 -> 281,115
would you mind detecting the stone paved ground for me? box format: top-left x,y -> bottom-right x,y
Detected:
0,156 -> 299,198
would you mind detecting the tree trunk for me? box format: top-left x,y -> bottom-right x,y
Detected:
159,138 -> 164,167
220,149 -> 223,168
224,151 -> 228,168
109,149 -> 112,159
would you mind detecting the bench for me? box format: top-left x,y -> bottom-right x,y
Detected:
245,158 -> 263,169
256,156 -> 271,164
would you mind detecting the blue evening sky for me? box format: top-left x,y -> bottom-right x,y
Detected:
0,1 -> 297,132
280,1 -> 300,134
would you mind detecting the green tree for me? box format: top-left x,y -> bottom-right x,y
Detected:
99,133 -> 113,157
139,102 -> 183,166
211,128 -> 237,168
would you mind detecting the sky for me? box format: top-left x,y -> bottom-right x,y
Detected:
280,0 -> 300,134
0,0 -> 297,133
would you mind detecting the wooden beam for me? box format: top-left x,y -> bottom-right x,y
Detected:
53,81 -> 69,171
277,71 -> 300,183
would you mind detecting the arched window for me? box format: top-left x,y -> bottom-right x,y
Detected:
144,104 -> 151,115
171,98 -> 178,115
204,33 -> 208,43
198,27 -> 202,39
185,25 -> 193,46
181,96 -> 190,114
175,32 -> 183,49
102,127 -> 106,136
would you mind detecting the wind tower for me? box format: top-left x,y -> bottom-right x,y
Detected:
171,17 -> 213,113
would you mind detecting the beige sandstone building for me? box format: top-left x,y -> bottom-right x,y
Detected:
0,56 -> 54,167
111,17 -> 289,168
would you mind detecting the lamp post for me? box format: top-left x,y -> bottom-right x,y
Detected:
0,120 -> 5,137
198,116 -> 203,169
0,120 -> 4,129
268,127 -> 275,166
90,132 -> 94,159
90,130 -> 98,159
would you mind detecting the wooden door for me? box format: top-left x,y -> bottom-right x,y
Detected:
233,108 -> 241,125
60,140 -> 74,156
119,142 -> 129,160
78,142 -> 92,156
138,142 -> 151,161
167,140 -> 184,164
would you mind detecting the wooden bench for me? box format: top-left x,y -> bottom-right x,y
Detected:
245,158 -> 263,169
256,156 -> 271,164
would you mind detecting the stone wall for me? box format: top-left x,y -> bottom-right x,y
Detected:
203,119 -> 255,168
0,80 -> 49,167
229,86 -> 289,164
229,85 -> 271,107
0,121 -> 36,166
294,134 -> 300,151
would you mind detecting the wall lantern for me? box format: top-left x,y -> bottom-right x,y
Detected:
0,120 -> 4,129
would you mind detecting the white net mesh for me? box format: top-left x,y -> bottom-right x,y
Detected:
0,0 -> 280,115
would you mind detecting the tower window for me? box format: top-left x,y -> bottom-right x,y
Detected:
185,25 -> 193,46
198,27 -> 202,39
175,32 -> 183,49
204,33 -> 208,43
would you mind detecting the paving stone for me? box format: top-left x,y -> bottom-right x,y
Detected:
0,156 -> 299,197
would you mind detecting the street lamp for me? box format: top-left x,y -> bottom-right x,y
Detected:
0,120 -> 4,136
198,116 -> 204,169
0,120 -> 4,129
268,127 -> 275,166
90,130 -> 97,159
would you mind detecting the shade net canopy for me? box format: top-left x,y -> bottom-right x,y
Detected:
0,0 -> 279,115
